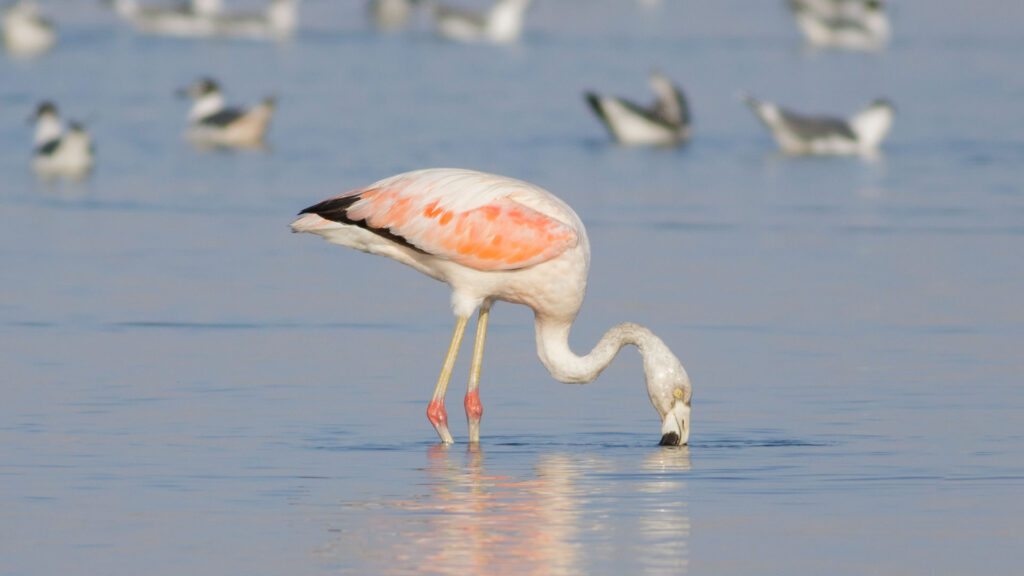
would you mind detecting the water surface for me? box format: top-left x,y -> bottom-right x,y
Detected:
2,1 -> 1023,574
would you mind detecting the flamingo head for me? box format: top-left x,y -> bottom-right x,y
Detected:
641,334 -> 692,446
658,390 -> 691,446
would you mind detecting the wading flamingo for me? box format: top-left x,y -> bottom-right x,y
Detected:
291,168 -> 692,445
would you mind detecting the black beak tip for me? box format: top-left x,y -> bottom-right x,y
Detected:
659,431 -> 680,446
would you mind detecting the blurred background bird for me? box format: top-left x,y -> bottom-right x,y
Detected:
2,0 -> 56,57
179,78 -> 277,149
29,101 -> 94,179
788,0 -> 890,51
430,0 -> 530,44
740,92 -> 894,155
585,71 -> 691,146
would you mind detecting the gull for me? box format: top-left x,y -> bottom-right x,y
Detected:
788,0 -> 890,51
2,0 -> 56,56
110,0 -> 222,37
207,0 -> 299,40
29,101 -> 94,179
368,0 -> 420,31
585,71 -> 691,146
179,77 -> 276,148
740,92 -> 894,155
431,0 -> 530,44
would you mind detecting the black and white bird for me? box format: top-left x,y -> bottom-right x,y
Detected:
788,0 -> 889,51
179,78 -> 276,148
368,0 -> 420,31
110,0 -> 222,37
207,0 -> 299,40
2,0 -> 56,56
740,92 -> 894,155
30,102 -> 94,178
431,0 -> 530,44
584,71 -> 691,146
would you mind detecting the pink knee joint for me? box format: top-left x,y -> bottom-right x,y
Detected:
426,398 -> 448,426
464,389 -> 483,420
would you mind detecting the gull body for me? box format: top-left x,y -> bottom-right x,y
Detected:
369,0 -> 420,31
585,71 -> 691,146
432,0 -> 529,44
207,0 -> 299,40
2,0 -> 56,56
291,168 -> 692,446
30,102 -> 94,179
180,78 -> 275,148
741,93 -> 894,155
111,0 -> 222,36
789,0 -> 889,51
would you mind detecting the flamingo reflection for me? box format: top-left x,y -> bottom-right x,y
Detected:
319,445 -> 690,574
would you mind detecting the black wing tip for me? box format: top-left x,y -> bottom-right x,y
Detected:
295,194 -> 426,254
298,195 -> 359,220
584,92 -> 611,124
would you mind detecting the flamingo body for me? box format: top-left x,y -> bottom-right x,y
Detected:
292,168 -> 691,445
293,169 -> 585,316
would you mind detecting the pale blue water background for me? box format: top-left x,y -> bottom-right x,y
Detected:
2,1 -> 1023,574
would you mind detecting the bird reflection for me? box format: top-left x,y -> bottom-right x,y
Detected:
320,445 -> 691,575
639,446 -> 691,574
402,445 -> 582,575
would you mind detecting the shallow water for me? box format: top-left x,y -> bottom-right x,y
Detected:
2,1 -> 1023,574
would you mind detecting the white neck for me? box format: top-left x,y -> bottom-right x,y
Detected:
188,92 -> 224,122
534,315 -> 692,429
34,113 -> 62,146
487,0 -> 528,42
849,104 -> 893,150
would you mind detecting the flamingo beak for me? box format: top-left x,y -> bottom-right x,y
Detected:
659,400 -> 690,446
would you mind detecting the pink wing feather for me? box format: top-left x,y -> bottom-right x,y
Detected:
304,169 -> 579,271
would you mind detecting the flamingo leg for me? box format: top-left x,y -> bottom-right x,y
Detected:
427,316 -> 468,444
465,304 -> 490,443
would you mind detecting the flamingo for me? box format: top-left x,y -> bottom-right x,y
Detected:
291,168 -> 692,445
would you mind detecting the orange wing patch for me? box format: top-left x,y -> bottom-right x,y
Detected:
342,185 -> 578,271
415,200 -> 578,271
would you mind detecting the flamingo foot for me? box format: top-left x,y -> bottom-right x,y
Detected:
427,398 -> 454,444
464,389 -> 483,443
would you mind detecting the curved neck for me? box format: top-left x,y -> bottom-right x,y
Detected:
534,315 -> 654,384
534,312 -> 692,444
